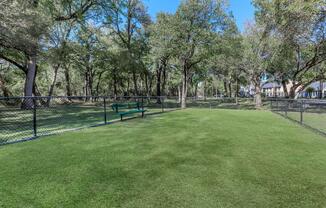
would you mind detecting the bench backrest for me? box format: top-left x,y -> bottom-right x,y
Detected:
111,102 -> 141,112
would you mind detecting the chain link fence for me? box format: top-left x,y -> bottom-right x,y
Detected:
0,96 -> 182,145
271,99 -> 326,135
0,96 -> 281,145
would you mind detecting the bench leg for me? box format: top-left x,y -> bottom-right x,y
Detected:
142,112 -> 144,118
121,115 -> 123,121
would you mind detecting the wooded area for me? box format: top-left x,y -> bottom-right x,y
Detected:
0,0 -> 325,108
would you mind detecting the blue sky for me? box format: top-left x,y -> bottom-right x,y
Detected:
143,0 -> 255,32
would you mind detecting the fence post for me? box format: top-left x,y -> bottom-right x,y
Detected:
33,98 -> 37,137
141,97 -> 144,111
285,100 -> 288,117
161,97 -> 164,112
300,100 -> 303,124
104,97 -> 107,124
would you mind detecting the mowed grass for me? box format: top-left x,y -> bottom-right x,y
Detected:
1,109 -> 326,208
287,111 -> 326,132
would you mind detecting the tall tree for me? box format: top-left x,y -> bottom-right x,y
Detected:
172,0 -> 227,108
104,0 -> 151,96
254,0 -> 326,98
241,23 -> 276,108
0,0 -> 96,106
150,13 -> 176,102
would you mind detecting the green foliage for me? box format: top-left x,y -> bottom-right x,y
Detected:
306,87 -> 315,98
253,0 -> 326,97
0,0 -> 325,100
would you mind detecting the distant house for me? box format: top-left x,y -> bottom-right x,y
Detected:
240,80 -> 326,99
262,82 -> 284,97
240,82 -> 287,98
298,82 -> 326,98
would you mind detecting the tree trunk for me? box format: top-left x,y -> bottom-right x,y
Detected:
84,71 -> 90,101
281,80 -> 289,98
215,86 -> 218,98
148,74 -> 153,97
22,54 -> 37,109
46,64 -> 60,106
156,63 -> 162,103
228,82 -> 232,98
113,69 -> 118,99
162,64 -> 167,96
203,81 -> 207,101
144,73 -> 150,99
95,71 -> 103,97
127,76 -> 130,96
254,83 -> 262,109
181,68 -> 188,109
235,78 -> 239,105
33,83 -> 46,104
178,85 -> 181,103
64,65 -> 72,98
89,72 -> 93,98
24,55 -> 37,97
223,81 -> 228,97
289,86 -> 297,99
132,71 -> 138,96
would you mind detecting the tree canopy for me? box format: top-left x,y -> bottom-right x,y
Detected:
1,0 -> 325,108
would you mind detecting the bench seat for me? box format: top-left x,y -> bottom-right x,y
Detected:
111,102 -> 146,121
118,109 -> 146,116
118,109 -> 146,120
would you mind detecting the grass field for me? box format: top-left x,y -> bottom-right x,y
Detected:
286,111 -> 326,133
1,109 -> 326,207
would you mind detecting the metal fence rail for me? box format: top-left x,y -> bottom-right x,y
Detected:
270,99 -> 326,135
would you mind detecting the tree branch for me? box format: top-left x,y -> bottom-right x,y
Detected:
54,1 -> 95,21
0,54 -> 26,73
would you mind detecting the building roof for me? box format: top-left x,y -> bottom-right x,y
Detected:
262,82 -> 282,89
306,82 -> 326,90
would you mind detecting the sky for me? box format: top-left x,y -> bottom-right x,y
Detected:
143,0 -> 255,32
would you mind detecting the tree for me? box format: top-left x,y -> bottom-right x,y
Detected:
254,0 -> 326,98
171,0 -> 228,108
0,0 -> 97,107
241,23 -> 276,108
103,0 -> 151,96
149,13 -> 176,102
209,14 -> 243,101
306,87 -> 315,99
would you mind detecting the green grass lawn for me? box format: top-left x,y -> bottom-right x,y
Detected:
1,109 -> 326,207
287,111 -> 326,133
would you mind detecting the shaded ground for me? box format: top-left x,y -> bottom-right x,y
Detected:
0,98 -> 261,144
0,102 -> 166,144
1,109 -> 326,207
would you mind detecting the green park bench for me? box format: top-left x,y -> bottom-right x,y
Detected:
111,102 -> 146,121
